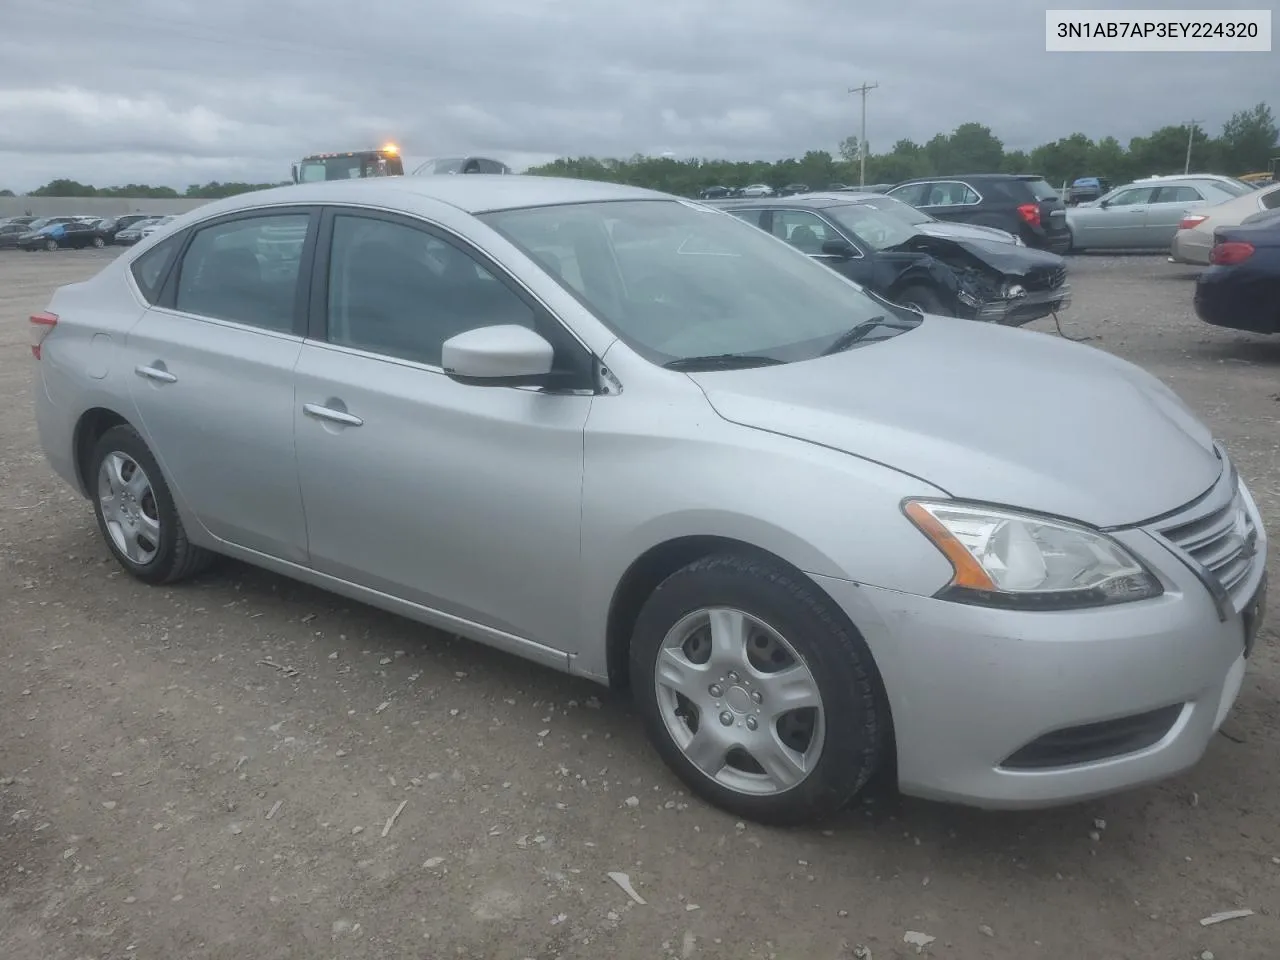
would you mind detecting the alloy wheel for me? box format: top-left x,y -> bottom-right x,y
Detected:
97,451 -> 161,565
654,606 -> 825,796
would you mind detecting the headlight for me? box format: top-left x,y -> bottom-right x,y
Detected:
903,500 -> 1163,609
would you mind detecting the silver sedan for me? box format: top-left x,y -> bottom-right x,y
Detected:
1067,177 -> 1240,251
31,176 -> 1267,824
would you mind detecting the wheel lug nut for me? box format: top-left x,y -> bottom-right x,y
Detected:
719,711 -> 734,727
726,671 -> 739,683
708,684 -> 723,698
745,716 -> 758,731
751,691 -> 763,705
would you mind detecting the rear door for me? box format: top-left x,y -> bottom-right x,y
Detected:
124,208 -> 317,562
1144,184 -> 1210,245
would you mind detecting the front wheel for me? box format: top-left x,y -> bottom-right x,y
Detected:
90,425 -> 214,584
896,284 -> 953,317
44,238 -> 58,252
630,553 -> 887,825
92,236 -> 106,248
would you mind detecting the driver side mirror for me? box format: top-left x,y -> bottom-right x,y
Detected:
821,238 -> 856,259
1098,198 -> 1111,208
441,325 -> 555,387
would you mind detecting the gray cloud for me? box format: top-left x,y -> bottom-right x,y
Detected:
1,0 -> 1274,191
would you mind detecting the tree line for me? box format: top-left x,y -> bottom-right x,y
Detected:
2,180 -> 285,199
5,102 -> 1275,200
528,102 -> 1278,195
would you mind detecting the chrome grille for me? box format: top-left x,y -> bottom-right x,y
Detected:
1024,266 -> 1067,292
1150,458 -> 1260,608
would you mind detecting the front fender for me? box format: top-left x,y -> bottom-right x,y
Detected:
574,378 -> 955,679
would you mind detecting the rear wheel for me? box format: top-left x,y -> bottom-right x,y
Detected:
896,284 -> 952,317
630,553 -> 887,825
92,236 -> 106,248
90,425 -> 214,584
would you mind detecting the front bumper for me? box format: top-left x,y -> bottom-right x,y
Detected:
810,477 -> 1266,809
972,283 -> 1072,326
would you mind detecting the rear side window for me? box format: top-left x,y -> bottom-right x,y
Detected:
1259,186 -> 1280,210
174,214 -> 310,332
129,233 -> 182,304
1153,185 -> 1204,203
1023,178 -> 1060,201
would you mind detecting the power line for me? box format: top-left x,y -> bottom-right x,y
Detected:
848,82 -> 878,188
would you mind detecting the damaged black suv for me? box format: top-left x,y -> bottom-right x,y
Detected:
713,195 -> 1071,326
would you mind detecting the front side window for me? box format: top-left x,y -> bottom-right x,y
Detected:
824,203 -> 919,251
481,199 -> 917,367
174,213 -> 310,331
324,214 -> 537,367
1105,187 -> 1156,207
769,210 -> 836,253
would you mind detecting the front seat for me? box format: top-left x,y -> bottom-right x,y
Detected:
788,224 -> 821,254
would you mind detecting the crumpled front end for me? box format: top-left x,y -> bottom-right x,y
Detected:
955,261 -> 1072,326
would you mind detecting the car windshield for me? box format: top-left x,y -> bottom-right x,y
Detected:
822,203 -> 921,251
27,218 -> 52,230
479,199 -> 917,366
844,194 -> 933,226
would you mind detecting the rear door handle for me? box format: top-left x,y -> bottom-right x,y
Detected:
135,364 -> 177,383
303,402 -> 364,427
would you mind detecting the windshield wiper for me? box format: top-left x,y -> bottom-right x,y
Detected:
820,315 -> 914,356
662,353 -> 786,371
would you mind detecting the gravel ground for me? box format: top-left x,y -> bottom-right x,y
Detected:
1,248 -> 1277,960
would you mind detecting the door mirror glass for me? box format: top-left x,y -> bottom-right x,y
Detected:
821,238 -> 856,259
441,325 -> 555,386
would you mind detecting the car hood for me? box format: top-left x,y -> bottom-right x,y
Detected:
917,220 -> 1020,245
889,233 -> 1065,278
688,318 -> 1219,528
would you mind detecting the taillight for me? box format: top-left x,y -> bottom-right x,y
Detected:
29,311 -> 57,359
1209,241 -> 1255,265
1016,203 -> 1041,229
1179,215 -> 1208,230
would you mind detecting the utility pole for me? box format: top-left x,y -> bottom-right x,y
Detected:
849,82 -> 878,187
1183,119 -> 1203,174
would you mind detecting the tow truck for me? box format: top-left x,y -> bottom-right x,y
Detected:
292,143 -> 405,183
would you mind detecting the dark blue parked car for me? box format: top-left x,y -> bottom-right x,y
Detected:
1194,213 -> 1280,335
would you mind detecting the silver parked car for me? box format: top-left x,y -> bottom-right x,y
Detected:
1067,177 -> 1241,251
31,176 -> 1267,824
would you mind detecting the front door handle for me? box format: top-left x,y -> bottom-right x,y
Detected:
135,364 -> 177,384
303,402 -> 364,427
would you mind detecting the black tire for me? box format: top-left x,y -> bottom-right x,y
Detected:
92,236 -> 106,248
44,239 -> 58,252
630,553 -> 888,826
89,424 -> 214,584
896,284 -> 953,317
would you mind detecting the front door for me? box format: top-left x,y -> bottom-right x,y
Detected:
125,209 -> 315,562
293,208 -> 593,652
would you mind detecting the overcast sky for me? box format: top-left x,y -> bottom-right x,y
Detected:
2,0 -> 1275,191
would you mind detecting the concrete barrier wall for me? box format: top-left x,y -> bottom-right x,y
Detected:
0,197 -> 213,219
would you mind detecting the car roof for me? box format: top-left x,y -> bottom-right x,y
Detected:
893,173 -> 1044,184
712,195 -> 858,210
187,175 -> 669,220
